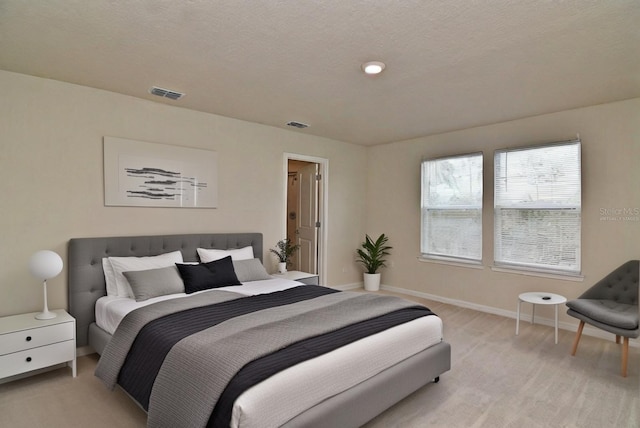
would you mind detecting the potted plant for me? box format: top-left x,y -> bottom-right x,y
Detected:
356,234 -> 392,291
270,238 -> 300,273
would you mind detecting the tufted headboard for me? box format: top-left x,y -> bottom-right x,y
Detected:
68,233 -> 263,346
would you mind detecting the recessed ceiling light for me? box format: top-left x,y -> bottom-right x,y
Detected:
362,61 -> 385,75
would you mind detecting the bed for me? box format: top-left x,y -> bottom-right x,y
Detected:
68,232 -> 451,428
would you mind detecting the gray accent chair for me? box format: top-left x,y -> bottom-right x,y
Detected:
566,260 -> 639,377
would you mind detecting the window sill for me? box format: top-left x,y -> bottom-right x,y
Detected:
491,265 -> 584,282
418,256 -> 484,270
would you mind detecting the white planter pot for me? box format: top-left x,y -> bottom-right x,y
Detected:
363,273 -> 381,291
278,262 -> 287,274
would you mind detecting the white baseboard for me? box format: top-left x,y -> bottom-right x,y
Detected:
380,284 -> 639,348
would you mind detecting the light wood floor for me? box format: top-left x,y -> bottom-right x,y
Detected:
0,291 -> 637,428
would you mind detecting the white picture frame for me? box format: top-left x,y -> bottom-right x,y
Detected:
103,136 -> 218,208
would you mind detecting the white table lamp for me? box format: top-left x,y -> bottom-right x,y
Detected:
28,250 -> 63,320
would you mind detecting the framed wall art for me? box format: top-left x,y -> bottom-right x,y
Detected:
103,136 -> 218,208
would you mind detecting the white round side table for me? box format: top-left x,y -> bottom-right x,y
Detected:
516,292 -> 567,344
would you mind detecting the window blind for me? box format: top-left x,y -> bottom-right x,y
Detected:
421,152 -> 483,262
494,140 -> 581,274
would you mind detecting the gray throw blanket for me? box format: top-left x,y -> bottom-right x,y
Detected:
97,290 -> 423,428
95,289 -> 244,389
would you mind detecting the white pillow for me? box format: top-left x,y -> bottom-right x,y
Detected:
107,250 -> 184,298
197,246 -> 254,263
102,258 -> 118,296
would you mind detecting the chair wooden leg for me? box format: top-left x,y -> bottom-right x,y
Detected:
616,335 -> 621,344
622,337 -> 629,377
571,321 -> 585,356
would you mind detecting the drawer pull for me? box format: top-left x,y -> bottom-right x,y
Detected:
26,357 -> 32,362
26,336 -> 32,342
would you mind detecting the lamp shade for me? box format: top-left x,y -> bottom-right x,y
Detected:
28,250 -> 63,280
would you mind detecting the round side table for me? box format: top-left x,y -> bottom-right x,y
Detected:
516,292 -> 567,344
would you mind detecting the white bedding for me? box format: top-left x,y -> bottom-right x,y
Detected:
95,279 -> 443,427
95,277 -> 303,335
232,314 -> 442,428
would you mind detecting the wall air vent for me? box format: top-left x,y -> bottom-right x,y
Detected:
286,121 -> 309,129
149,86 -> 185,100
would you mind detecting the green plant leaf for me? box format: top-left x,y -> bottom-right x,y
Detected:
270,238 -> 300,264
355,233 -> 392,274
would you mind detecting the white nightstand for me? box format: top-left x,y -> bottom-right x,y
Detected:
0,309 -> 76,381
273,270 -> 319,286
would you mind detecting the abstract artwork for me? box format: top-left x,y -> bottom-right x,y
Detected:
103,136 -> 218,208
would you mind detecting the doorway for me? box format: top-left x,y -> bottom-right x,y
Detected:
284,154 -> 327,284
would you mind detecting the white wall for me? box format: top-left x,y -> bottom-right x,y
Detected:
3,68 -> 638,326
367,98 -> 640,324
0,70 -> 368,317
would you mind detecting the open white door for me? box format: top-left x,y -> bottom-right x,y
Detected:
296,163 -> 319,274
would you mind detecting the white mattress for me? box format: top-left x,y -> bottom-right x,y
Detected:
96,279 -> 443,427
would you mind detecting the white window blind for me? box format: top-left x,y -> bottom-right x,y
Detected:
494,140 -> 581,274
421,152 -> 483,262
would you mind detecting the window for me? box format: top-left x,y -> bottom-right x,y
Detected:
494,140 -> 581,275
421,152 -> 483,262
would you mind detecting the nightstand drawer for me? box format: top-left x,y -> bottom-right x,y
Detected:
0,340 -> 75,378
0,322 -> 75,356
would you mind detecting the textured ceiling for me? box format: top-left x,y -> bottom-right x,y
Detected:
1,1 -> 638,145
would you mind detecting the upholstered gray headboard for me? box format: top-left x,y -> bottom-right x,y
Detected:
68,233 -> 263,346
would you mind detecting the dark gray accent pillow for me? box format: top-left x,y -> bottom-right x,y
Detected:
232,258 -> 273,283
123,265 -> 185,302
176,256 -> 242,294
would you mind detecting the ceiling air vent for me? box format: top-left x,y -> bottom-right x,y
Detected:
149,86 -> 185,100
286,121 -> 309,129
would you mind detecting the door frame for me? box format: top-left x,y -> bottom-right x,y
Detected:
283,153 -> 328,286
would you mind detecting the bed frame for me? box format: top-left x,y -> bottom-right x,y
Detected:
67,232 -> 450,427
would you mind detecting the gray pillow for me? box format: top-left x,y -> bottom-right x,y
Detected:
232,258 -> 273,283
123,265 -> 185,301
